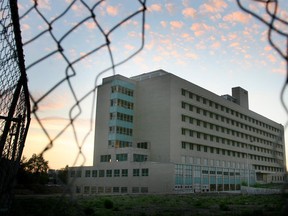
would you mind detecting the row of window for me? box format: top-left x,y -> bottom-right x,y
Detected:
109,126 -> 133,136
111,85 -> 134,96
108,140 -> 132,148
179,155 -> 250,169
100,153 -> 148,162
181,113 -> 283,150
181,101 -> 281,141
70,168 -> 149,178
181,127 -> 283,157
107,140 -> 149,149
181,141 -> 284,172
181,88 -> 281,134
110,98 -> 134,110
137,142 -> 149,149
110,112 -> 133,123
76,186 -> 148,194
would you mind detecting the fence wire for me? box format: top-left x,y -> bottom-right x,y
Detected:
19,0 -> 147,168
237,0 -> 288,172
0,0 -> 30,214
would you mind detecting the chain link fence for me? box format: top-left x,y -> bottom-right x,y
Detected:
0,0 -> 30,214
1,0 -> 288,214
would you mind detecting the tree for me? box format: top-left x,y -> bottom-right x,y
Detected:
17,154 -> 49,185
25,154 -> 49,174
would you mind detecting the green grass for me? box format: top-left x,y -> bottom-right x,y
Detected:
11,193 -> 287,216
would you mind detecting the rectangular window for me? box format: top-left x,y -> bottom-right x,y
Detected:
114,169 -> 120,177
70,170 -> 75,177
132,187 -> 140,193
141,187 -> 148,193
181,142 -> 186,149
121,169 -> 128,177
133,169 -> 140,176
76,186 -> 81,194
84,186 -> 90,194
189,143 -> 193,150
100,155 -> 111,162
133,154 -> 147,162
91,186 -> 97,194
76,170 -> 82,177
113,187 -> 120,193
92,170 -> 97,177
142,168 -> 149,176
85,170 -> 91,177
181,89 -> 186,96
106,170 -> 112,177
137,142 -> 148,149
181,128 -> 186,135
99,170 -> 105,177
204,146 -> 207,152
116,153 -> 128,161
121,187 -> 128,193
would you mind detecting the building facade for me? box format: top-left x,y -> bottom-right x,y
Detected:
69,70 -> 286,195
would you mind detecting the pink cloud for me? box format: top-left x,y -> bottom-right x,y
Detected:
145,24 -> 151,30
264,45 -> 272,51
229,42 -> 240,47
124,44 -> 135,51
106,5 -> 118,16
170,21 -> 184,29
211,41 -> 221,49
267,54 -> 277,63
185,52 -> 198,60
21,23 -> 30,31
84,21 -> 96,29
165,3 -> 175,14
160,21 -> 167,28
182,7 -> 196,18
200,0 -> 227,13
149,4 -> 162,12
223,11 -> 251,24
37,0 -> 51,10
190,23 -> 215,37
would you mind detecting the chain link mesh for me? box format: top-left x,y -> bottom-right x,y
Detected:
0,0 -> 30,214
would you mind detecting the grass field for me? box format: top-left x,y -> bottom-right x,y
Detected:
11,193 -> 288,216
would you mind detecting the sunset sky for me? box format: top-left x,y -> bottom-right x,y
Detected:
18,0 -> 288,169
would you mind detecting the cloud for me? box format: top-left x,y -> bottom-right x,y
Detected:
21,23 -> 30,31
200,0 -> 227,13
106,5 -> 118,16
84,21 -> 96,29
149,4 -> 162,12
211,41 -> 221,49
124,44 -> 135,51
170,21 -> 184,29
264,45 -> 272,51
229,42 -> 240,48
165,3 -> 175,14
145,24 -> 151,30
160,21 -> 167,28
223,11 -> 251,24
185,52 -> 198,60
37,0 -> 51,10
267,54 -> 277,63
182,7 -> 196,18
190,23 -> 215,37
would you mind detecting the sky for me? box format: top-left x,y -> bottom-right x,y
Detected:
18,0 -> 288,169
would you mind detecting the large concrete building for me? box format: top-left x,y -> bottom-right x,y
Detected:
69,70 -> 286,194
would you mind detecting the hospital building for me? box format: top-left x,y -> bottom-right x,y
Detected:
69,70 -> 286,194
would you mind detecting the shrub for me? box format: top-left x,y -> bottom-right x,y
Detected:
103,199 -> 114,209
